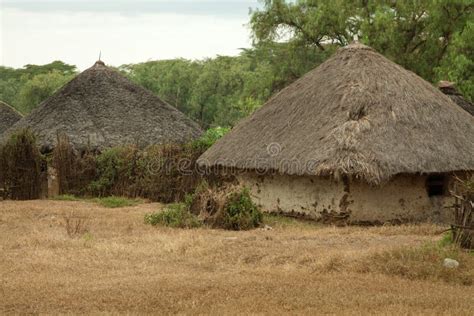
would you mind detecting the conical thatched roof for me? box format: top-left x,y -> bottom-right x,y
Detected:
0,101 -> 22,135
198,43 -> 474,185
438,81 -> 474,116
2,61 -> 202,152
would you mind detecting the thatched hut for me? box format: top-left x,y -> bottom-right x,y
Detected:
198,43 -> 474,224
2,61 -> 202,152
0,101 -> 22,135
438,81 -> 474,116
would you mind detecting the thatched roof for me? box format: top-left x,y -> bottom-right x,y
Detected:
2,61 -> 202,152
198,43 -> 474,184
438,81 -> 474,116
0,101 -> 22,135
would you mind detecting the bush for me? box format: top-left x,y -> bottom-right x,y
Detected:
0,129 -> 43,200
88,146 -> 137,196
188,184 -> 263,231
217,188 -> 263,230
191,126 -> 230,150
144,204 -> 201,228
52,134 -> 97,196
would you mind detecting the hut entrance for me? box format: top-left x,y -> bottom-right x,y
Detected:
426,174 -> 446,197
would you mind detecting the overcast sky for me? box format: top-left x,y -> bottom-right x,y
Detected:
0,0 -> 260,70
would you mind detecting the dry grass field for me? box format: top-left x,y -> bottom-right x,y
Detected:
1,200 -> 473,315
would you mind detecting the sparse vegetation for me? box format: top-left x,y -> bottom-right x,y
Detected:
0,129 -> 43,200
144,203 -> 201,229
264,214 -> 322,230
450,176 -> 473,249
439,231 -> 454,247
53,137 -> 205,204
1,200 -> 471,314
63,212 -> 89,238
94,196 -> 142,208
355,243 -> 474,286
0,200 -> 474,315
52,194 -> 80,201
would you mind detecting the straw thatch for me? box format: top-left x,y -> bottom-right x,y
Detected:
198,43 -> 474,185
438,81 -> 474,116
2,61 -> 202,152
0,101 -> 22,135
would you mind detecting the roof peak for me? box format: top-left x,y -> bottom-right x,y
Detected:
339,41 -> 374,52
94,60 -> 106,67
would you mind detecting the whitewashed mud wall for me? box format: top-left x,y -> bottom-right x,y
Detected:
238,173 -> 453,224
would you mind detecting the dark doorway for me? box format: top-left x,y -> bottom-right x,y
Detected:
426,174 -> 446,197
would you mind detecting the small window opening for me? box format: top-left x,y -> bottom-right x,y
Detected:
426,174 -> 446,197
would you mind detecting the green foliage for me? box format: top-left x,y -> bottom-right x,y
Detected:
55,142 -> 204,203
219,188 -> 263,231
52,194 -> 80,201
436,20 -> 474,101
191,126 -> 230,150
94,196 -> 142,208
1,3 -> 472,122
144,203 -> 202,228
88,146 -> 137,196
0,61 -> 77,113
121,59 -> 201,115
16,70 -> 74,113
439,231 -> 454,247
250,0 -> 473,96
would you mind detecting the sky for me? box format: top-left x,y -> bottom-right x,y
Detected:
0,0 -> 260,70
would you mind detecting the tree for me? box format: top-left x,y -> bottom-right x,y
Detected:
436,20 -> 474,101
0,61 -> 77,113
16,70 -> 74,114
121,59 -> 202,115
250,0 -> 473,94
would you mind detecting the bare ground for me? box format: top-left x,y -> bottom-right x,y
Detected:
0,200 -> 473,315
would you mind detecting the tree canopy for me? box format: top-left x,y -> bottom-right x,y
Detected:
250,0 -> 474,100
0,1 -> 472,128
0,61 -> 76,114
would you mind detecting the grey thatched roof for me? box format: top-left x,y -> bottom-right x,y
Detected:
0,101 -> 22,135
438,81 -> 474,116
198,43 -> 474,184
2,61 -> 203,152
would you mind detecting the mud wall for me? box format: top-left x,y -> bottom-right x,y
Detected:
237,173 -> 453,224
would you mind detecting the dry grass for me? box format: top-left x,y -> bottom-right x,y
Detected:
1,200 -> 473,315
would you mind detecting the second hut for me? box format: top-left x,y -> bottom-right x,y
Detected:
2,61 -> 203,152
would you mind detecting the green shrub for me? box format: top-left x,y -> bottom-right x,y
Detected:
94,196 -> 141,208
218,188 -> 263,231
191,126 -> 230,150
88,146 -> 137,196
82,144 -> 203,203
144,204 -> 201,228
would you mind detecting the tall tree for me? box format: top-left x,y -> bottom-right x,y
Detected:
0,61 -> 77,113
16,70 -> 75,114
250,0 -> 473,99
